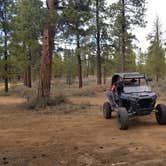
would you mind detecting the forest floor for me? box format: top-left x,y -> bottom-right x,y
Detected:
0,85 -> 166,166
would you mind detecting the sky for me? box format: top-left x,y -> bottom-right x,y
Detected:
130,0 -> 166,52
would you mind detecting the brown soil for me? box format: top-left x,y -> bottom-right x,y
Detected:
0,93 -> 166,166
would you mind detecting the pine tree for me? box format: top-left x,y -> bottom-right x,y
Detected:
52,53 -> 64,78
61,0 -> 91,88
137,49 -> 147,73
109,0 -> 146,72
11,0 -> 44,88
0,0 -> 15,92
90,0 -> 109,85
146,17 -> 166,81
63,49 -> 77,87
37,0 -> 57,107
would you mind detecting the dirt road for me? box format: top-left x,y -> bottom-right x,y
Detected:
0,94 -> 166,166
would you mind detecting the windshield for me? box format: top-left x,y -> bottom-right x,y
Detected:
123,86 -> 151,93
123,78 -> 147,87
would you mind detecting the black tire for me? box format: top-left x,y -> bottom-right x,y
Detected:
103,102 -> 112,119
117,107 -> 129,130
155,104 -> 166,125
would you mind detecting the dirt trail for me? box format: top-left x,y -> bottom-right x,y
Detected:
0,94 -> 166,166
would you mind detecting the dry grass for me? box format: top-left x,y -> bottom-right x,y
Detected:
9,84 -> 69,109
44,101 -> 92,115
151,78 -> 166,97
71,87 -> 97,97
9,83 -> 93,112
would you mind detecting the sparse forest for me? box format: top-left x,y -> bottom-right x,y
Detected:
0,0 -> 165,96
0,0 -> 166,165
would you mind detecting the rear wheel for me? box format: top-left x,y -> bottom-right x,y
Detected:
155,104 -> 166,125
117,107 -> 129,130
103,102 -> 112,119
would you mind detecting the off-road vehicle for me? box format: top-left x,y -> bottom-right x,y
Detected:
103,72 -> 166,130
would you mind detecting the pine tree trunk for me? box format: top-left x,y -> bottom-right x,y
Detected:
96,0 -> 102,85
102,53 -> 107,85
37,25 -> 54,106
121,0 -> 126,72
103,66 -> 106,84
76,34 -> 83,88
37,0 -> 55,107
27,65 -> 32,88
87,56 -> 90,78
24,66 -> 28,87
24,65 -> 32,88
4,60 -> 8,93
4,29 -> 8,93
24,50 -> 32,88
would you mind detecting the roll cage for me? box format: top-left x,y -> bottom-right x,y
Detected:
111,72 -> 147,86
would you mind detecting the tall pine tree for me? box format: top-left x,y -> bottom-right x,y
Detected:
146,17 -> 166,81
61,0 -> 91,88
0,0 -> 15,92
11,0 -> 44,87
109,0 -> 146,72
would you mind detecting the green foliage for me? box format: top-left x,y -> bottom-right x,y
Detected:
108,0 -> 146,72
1,0 -> 165,90
10,0 -> 44,78
0,0 -> 15,84
63,49 -> 77,86
52,49 -> 77,86
61,0 -> 91,39
125,51 -> 136,71
136,50 -> 147,73
146,17 -> 166,80
90,0 -> 110,40
53,54 -> 64,77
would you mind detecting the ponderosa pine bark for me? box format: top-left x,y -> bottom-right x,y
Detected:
121,0 -> 126,72
4,28 -> 8,93
24,50 -> 32,88
37,0 -> 55,107
96,0 -> 102,85
24,65 -> 31,88
76,33 -> 83,88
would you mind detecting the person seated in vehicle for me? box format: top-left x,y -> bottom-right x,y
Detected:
106,77 -> 124,108
124,78 -> 137,86
130,78 -> 137,86
116,79 -> 124,94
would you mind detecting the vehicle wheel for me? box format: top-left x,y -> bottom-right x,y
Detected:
103,102 -> 112,119
117,107 -> 129,130
155,104 -> 166,125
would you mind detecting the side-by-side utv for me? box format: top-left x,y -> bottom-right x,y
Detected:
103,72 -> 166,130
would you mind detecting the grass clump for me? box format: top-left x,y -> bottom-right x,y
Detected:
72,87 -> 96,97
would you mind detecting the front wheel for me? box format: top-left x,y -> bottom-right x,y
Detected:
117,107 -> 129,130
155,104 -> 166,125
103,102 -> 112,119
